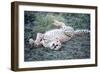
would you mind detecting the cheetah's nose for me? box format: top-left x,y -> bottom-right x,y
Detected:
54,46 -> 56,49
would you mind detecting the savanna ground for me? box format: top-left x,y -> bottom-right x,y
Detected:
24,11 -> 90,61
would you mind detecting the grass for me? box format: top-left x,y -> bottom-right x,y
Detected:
24,11 -> 90,61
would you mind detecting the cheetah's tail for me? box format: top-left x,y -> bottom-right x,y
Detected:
74,29 -> 90,35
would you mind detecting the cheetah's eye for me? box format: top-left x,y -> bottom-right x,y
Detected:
52,43 -> 55,46
56,44 -> 58,46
